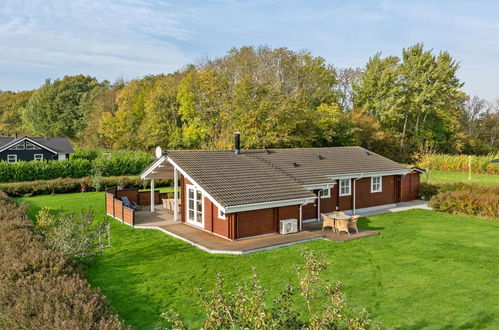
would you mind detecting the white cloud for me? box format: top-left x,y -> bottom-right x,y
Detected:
0,0 -> 195,88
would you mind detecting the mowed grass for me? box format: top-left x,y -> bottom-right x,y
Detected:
17,192 -> 499,329
423,170 -> 499,186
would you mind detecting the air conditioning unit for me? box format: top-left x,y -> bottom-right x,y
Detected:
280,218 -> 298,235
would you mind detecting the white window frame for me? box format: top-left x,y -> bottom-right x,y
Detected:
371,176 -> 382,193
7,154 -> 17,163
9,142 -> 25,150
26,141 -> 41,150
217,208 -> 225,220
339,179 -> 351,196
186,184 -> 204,227
319,188 -> 330,199
34,154 -> 44,161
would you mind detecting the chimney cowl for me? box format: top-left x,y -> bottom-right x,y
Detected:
234,131 -> 241,155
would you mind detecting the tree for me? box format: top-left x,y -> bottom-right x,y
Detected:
0,90 -> 34,136
23,75 -> 103,139
353,44 -> 467,161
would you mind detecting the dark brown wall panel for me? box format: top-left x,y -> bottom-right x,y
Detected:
213,204 -> 229,237
237,208 -> 275,239
278,205 -> 300,220
355,176 -> 397,209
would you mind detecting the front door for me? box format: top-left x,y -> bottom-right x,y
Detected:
186,184 -> 204,227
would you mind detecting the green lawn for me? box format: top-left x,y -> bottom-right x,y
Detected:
423,170 -> 499,186
17,192 -> 499,329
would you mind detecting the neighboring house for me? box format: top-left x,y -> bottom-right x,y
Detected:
0,136 -> 74,163
141,136 -> 424,241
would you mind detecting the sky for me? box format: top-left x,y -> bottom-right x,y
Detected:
1,0 -> 498,101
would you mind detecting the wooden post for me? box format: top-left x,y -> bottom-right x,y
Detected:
150,179 -> 155,212
174,168 -> 178,221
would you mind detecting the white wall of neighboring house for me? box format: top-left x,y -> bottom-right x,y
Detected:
58,153 -> 67,160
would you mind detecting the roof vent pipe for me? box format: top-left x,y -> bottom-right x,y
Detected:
234,131 -> 241,155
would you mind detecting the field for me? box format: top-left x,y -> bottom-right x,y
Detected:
17,192 -> 499,329
422,170 -> 499,186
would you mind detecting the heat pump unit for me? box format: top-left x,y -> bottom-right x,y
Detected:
280,219 -> 298,235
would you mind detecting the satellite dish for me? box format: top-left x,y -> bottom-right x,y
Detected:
155,146 -> 163,159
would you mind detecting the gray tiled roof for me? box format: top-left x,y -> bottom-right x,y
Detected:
167,146 -> 409,208
0,136 -> 74,153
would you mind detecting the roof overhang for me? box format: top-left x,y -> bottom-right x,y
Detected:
326,169 -> 414,180
0,137 -> 58,154
224,196 -> 315,213
140,156 -> 174,180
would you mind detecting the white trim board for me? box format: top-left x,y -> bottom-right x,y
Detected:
0,137 -> 58,154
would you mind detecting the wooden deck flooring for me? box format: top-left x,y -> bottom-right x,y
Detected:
157,221 -> 378,254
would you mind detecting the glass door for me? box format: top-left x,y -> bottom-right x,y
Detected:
186,184 -> 203,227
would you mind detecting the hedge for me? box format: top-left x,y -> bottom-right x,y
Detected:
0,149 -> 154,182
416,153 -> 499,174
0,176 -> 172,197
421,182 -> 499,219
0,192 -> 124,329
430,189 -> 499,219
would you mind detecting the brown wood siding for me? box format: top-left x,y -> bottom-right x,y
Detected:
338,178 -> 353,211
204,196 -> 213,232
106,193 -> 115,216
236,208 -> 275,239
213,205 -> 230,238
123,207 -> 134,225
320,185 -> 337,213
400,172 -> 420,202
278,205 -> 300,220
355,176 -> 397,209
114,200 -> 123,220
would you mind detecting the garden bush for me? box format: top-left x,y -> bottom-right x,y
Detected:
0,149 -> 154,182
416,153 -> 499,174
0,192 -> 124,329
423,182 -> 499,219
0,176 -> 171,197
430,189 -> 499,219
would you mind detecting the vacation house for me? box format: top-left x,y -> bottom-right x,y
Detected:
134,133 -> 422,241
0,136 -> 74,163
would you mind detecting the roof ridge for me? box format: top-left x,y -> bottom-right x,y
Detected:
247,153 -> 307,186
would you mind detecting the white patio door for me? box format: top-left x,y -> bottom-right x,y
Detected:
186,184 -> 204,227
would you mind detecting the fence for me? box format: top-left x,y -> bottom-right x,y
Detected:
105,187 -> 169,227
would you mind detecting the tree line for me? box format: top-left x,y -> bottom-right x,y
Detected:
1,44 -> 498,162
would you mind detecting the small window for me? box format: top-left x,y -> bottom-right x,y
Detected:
218,208 -> 225,220
319,188 -> 330,198
371,176 -> 382,193
34,154 -> 44,161
7,154 -> 17,163
26,141 -> 41,150
339,179 -> 351,196
9,142 -> 25,150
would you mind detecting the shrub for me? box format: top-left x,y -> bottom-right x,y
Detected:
0,176 -> 171,197
416,153 -> 499,175
0,149 -> 154,182
0,192 -> 124,329
70,147 -> 100,161
424,183 -> 499,219
430,190 -> 499,219
162,250 -> 378,329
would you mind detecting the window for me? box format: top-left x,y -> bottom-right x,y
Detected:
9,142 -> 25,150
26,141 -> 41,150
187,184 -> 203,226
319,188 -> 330,198
34,154 -> 44,161
371,176 -> 382,193
218,208 -> 225,219
7,154 -> 17,163
339,179 -> 351,196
